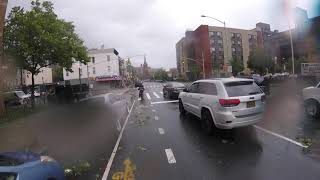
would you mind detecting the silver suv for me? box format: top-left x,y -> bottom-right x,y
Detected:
178,78 -> 266,134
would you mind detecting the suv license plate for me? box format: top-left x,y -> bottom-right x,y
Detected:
247,101 -> 255,108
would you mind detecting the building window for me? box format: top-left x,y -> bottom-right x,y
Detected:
218,40 -> 223,44
232,48 -> 236,52
93,67 -> 96,74
66,71 -> 69,76
219,47 -> 223,51
211,47 -> 216,52
232,40 -> 235,44
107,55 -> 111,62
92,57 -> 95,63
217,32 -> 222,36
237,41 -> 241,45
107,66 -> 111,71
236,33 -> 241,38
209,31 -> 214,37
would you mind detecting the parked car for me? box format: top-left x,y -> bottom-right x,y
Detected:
302,82 -> 320,118
27,90 -> 41,98
0,152 -> 65,180
163,82 -> 186,99
3,91 -> 30,106
178,78 -> 266,134
134,81 -> 143,88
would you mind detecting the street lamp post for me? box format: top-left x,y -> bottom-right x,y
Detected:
201,15 -> 228,77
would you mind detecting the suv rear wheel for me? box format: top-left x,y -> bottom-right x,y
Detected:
179,99 -> 186,115
305,99 -> 320,118
201,109 -> 215,135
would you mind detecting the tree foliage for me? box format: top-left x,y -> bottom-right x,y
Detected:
4,0 -> 89,103
286,57 -> 306,74
247,47 -> 274,74
154,69 -> 169,81
229,58 -> 244,76
4,0 -> 89,74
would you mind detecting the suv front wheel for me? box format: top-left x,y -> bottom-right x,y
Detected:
201,109 -> 215,135
305,99 -> 320,118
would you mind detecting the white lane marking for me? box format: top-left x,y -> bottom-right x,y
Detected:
153,92 -> 160,98
254,125 -> 308,148
155,116 -> 159,120
160,92 -> 163,94
158,128 -> 165,135
165,149 -> 176,164
146,93 -> 151,100
101,100 -> 136,180
151,100 -> 178,105
152,109 -> 156,112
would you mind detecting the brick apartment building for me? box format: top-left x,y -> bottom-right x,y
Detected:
266,8 -> 320,66
176,24 -> 263,80
177,8 -> 320,80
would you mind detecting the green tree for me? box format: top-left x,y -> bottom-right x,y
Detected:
229,58 -> 244,76
286,57 -> 306,74
125,58 -> 136,82
247,47 -> 274,74
154,69 -> 169,81
189,63 -> 201,80
4,0 -> 89,105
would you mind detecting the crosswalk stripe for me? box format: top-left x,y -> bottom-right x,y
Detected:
146,93 -> 151,100
153,92 -> 160,98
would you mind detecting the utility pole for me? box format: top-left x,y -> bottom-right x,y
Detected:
288,27 -> 295,74
87,64 -> 90,94
78,62 -> 82,92
201,51 -> 205,79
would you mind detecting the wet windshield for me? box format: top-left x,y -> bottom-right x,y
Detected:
0,0 -> 319,179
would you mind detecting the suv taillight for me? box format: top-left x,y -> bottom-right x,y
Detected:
219,99 -> 240,107
261,95 -> 266,102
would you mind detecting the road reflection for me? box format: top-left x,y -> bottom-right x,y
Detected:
178,113 -> 263,178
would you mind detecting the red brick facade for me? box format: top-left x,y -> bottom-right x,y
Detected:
193,25 -> 212,78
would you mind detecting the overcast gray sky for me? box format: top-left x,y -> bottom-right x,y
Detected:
6,0 -> 319,69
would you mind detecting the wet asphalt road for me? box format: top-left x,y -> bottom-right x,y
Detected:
106,82 -> 320,180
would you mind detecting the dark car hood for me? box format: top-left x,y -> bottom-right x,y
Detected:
0,152 -> 40,166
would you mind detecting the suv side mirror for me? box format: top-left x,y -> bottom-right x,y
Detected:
183,88 -> 189,92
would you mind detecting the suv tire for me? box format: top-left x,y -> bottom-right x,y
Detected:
201,109 -> 215,135
305,99 -> 320,118
179,99 -> 186,115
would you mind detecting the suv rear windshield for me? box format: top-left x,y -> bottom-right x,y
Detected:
224,81 -> 263,97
